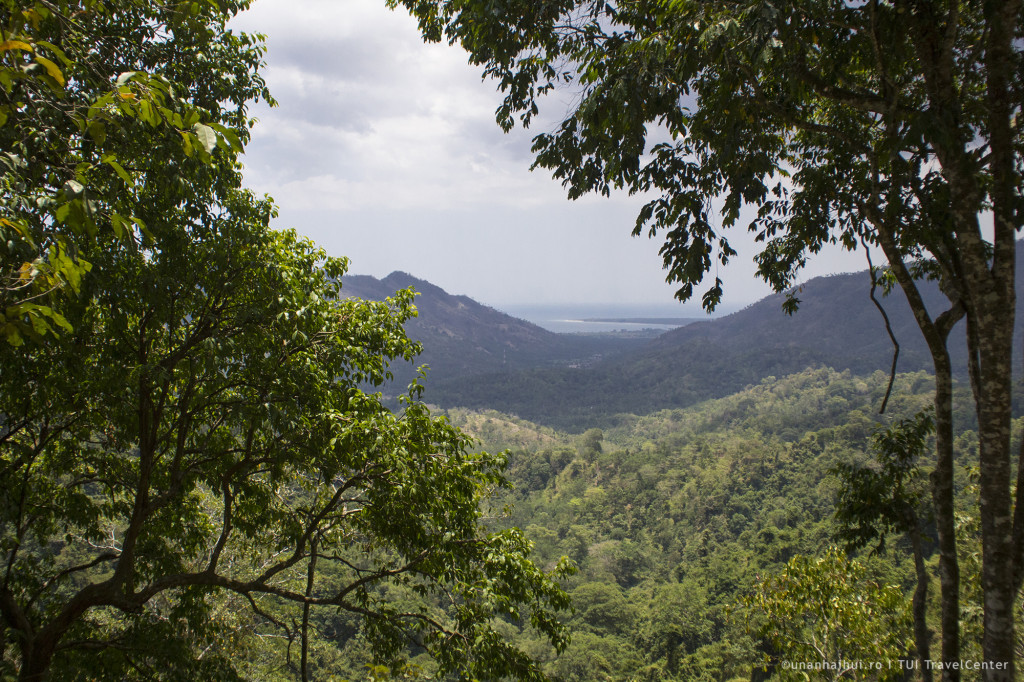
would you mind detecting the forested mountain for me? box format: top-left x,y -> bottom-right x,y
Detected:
426,253 -> 1024,430
341,271 -> 656,383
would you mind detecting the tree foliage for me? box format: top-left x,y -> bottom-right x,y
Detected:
0,206 -> 571,680
0,0 -> 263,345
0,2 -> 572,679
834,410 -> 934,554
834,410 -> 936,680
740,548 -> 912,682
391,0 -> 1023,673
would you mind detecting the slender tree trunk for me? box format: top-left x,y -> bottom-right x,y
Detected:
910,522 -> 933,682
975,0 -> 1021,673
875,229 -> 962,682
301,539 -> 318,682
931,348 -> 962,682
905,0 -> 1020,671
969,289 -> 1016,681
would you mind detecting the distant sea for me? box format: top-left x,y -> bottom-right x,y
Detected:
496,303 -> 718,334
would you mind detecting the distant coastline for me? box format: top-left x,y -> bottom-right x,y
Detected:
582,317 -> 699,326
496,304 -> 715,333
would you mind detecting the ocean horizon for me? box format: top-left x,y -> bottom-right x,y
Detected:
494,303 -> 725,334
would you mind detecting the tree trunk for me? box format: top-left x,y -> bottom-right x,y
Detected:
301,539 -> 318,682
905,0 -> 1020,672
969,288 -> 1016,681
910,522 -> 933,682
875,229 -> 961,682
930,347 -> 962,682
17,634 -> 54,682
975,0 -> 1021,672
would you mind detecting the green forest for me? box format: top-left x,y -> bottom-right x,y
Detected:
449,369 -> 993,680
2,0 -> 1023,681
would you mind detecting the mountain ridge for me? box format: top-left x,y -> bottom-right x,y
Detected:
420,260 -> 1023,429
342,258 -> 1023,431
340,271 -> 655,383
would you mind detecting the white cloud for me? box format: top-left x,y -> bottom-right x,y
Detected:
229,0 -> 864,308
234,0 -> 554,211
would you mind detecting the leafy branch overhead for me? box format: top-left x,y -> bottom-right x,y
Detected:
0,0 -> 263,345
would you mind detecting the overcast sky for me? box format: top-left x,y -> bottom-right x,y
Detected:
229,0 -> 868,312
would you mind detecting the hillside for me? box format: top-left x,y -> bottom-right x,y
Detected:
341,271 -> 656,383
643,269 -> 964,375
427,259 -> 1024,430
441,369 -> 981,680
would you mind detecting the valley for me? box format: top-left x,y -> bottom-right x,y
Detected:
311,263 -> 1024,679
346,255 -> 1024,432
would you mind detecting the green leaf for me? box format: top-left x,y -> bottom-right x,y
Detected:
2,323 -> 24,346
115,71 -> 139,86
180,130 -> 195,157
192,123 -> 217,153
33,56 -> 65,86
110,212 -> 125,240
88,120 -> 106,145
103,156 -> 133,184
209,121 -> 243,152
35,41 -> 71,66
139,99 -> 159,126
54,203 -> 70,223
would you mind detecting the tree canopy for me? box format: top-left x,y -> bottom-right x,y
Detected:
741,548 -> 912,682
1,0 -> 262,345
0,2 -> 571,679
1,205 -> 572,680
391,0 -> 1023,674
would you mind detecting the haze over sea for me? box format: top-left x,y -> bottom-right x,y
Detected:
497,303 -> 727,333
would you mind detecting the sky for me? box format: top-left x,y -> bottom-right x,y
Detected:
229,0 -> 869,313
